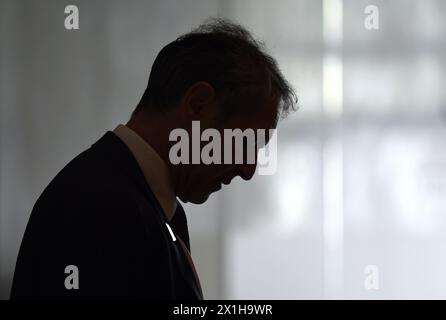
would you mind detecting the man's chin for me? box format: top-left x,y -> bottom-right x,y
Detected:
178,191 -> 212,204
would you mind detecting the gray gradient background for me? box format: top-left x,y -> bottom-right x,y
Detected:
1,0 -> 446,299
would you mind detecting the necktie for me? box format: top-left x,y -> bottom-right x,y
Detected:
176,235 -> 203,298
168,203 -> 203,298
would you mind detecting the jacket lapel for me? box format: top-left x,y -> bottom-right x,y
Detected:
94,131 -> 203,299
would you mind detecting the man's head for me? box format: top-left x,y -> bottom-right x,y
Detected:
129,18 -> 297,204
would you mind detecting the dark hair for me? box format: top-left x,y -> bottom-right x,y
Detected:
134,18 -> 297,120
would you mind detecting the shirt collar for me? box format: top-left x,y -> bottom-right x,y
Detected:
113,124 -> 177,220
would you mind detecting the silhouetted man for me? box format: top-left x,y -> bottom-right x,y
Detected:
10,18 -> 296,300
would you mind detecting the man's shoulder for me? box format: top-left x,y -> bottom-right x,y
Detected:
30,133 -> 152,221
41,133 -> 135,198
25,131 -> 169,242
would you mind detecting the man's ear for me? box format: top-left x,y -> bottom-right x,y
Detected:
180,81 -> 216,118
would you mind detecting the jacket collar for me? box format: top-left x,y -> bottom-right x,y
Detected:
91,131 -> 203,299
113,124 -> 177,221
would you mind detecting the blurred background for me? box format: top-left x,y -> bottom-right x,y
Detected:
1,0 -> 446,299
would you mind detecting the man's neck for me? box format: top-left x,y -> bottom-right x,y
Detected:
126,113 -> 172,166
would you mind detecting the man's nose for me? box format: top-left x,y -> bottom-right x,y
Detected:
239,163 -> 257,181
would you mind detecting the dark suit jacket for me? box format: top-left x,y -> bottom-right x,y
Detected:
10,131 -> 203,300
